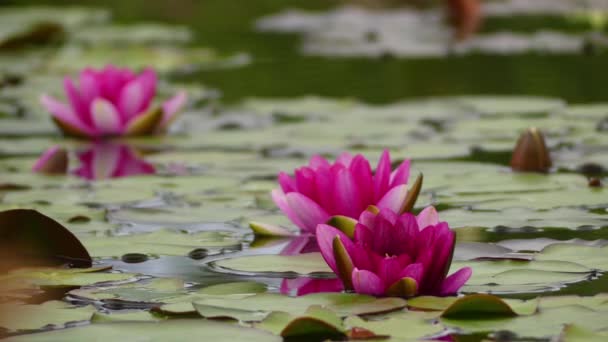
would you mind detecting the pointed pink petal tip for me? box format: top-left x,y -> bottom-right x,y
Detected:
417,206 -> 440,230
376,184 -> 408,213
161,91 -> 188,126
271,188 -> 307,231
441,267 -> 472,296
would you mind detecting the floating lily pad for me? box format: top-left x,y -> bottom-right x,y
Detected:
536,244 -> 608,270
211,253 -> 332,276
344,311 -> 444,341
80,229 -> 242,258
4,320 -> 281,341
190,293 -> 406,321
0,301 -> 95,331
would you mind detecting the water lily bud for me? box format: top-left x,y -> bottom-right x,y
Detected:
510,127 -> 552,173
447,0 -> 482,41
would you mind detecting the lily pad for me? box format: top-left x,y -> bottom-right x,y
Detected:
80,229 -> 242,258
4,320 -> 281,342
0,301 -> 95,331
210,253 -> 332,276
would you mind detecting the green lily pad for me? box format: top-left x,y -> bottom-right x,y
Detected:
408,296 -> 538,316
1,266 -> 137,291
190,293 -> 406,321
344,311 -> 444,341
4,320 -> 281,342
211,253 -> 332,276
559,324 -> 608,342
257,306 -> 346,339
80,229 -> 242,258
0,301 -> 96,331
91,311 -> 163,323
535,244 -> 608,270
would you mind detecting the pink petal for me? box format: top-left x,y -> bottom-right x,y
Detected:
313,166 -> 335,214
118,78 -> 145,120
79,69 -> 100,105
315,224 -> 355,274
333,167 -> 361,218
352,268 -> 385,296
417,206 -> 440,230
371,209 -> 400,255
349,244 -> 378,271
286,192 -> 331,232
91,98 -> 123,135
358,210 -> 376,229
278,172 -> 296,193
139,68 -> 157,108
440,267 -> 472,295
390,159 -> 411,187
309,155 -> 330,169
272,189 -> 307,231
161,91 -> 187,127
349,155 -> 374,209
393,213 -> 419,255
399,262 -> 424,285
376,184 -> 408,213
373,150 -> 391,202
64,76 -> 93,125
354,223 -> 374,247
378,256 -> 404,287
336,152 -> 354,167
40,94 -> 93,136
295,167 -> 317,201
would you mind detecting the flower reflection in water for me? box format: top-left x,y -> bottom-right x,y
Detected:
33,143 -> 155,180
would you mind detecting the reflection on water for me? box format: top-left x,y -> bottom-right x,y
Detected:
33,143 -> 155,180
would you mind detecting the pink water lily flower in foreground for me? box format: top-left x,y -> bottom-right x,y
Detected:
316,207 -> 472,297
273,150 -> 411,233
40,65 -> 187,138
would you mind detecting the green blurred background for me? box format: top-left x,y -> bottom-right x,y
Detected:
6,0 -> 608,104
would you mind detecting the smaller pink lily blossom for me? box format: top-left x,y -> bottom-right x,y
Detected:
316,207 -> 472,297
273,150 -> 411,233
40,65 -> 187,139
33,143 -> 155,180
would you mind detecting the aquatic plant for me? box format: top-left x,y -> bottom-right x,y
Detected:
40,65 -> 187,138
316,207 -> 472,297
272,150 -> 411,233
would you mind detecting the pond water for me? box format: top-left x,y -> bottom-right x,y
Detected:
0,1 -> 607,341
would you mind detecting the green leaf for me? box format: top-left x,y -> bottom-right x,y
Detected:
0,301 -> 95,331
4,320 -> 281,341
441,294 -> 528,319
211,253 -> 332,276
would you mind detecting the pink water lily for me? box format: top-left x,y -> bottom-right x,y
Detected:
40,65 -> 187,138
316,207 -> 471,297
33,143 -> 155,180
273,150 -> 411,233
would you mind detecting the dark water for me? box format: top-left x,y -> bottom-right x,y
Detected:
10,0 -> 608,104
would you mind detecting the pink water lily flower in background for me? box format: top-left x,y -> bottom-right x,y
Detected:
316,207 -> 472,297
272,150 -> 411,233
33,143 -> 155,180
40,65 -> 187,139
